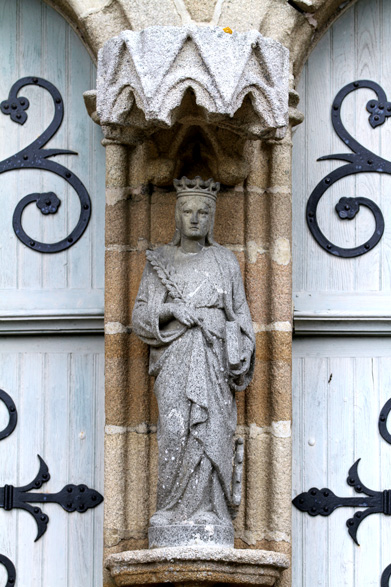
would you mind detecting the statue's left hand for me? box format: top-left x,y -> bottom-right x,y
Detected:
230,350 -> 252,377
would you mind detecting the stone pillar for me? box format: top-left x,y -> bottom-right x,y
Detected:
85,24 -> 294,587
239,136 -> 294,587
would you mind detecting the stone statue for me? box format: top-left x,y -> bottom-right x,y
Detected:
132,177 -> 255,548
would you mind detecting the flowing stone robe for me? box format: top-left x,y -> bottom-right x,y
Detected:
132,243 -> 255,529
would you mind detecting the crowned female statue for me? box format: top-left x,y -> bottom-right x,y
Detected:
132,177 -> 255,548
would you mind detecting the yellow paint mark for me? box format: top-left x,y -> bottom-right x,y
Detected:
223,26 -> 233,34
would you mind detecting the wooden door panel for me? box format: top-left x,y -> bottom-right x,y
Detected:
293,0 -> 391,321
293,337 -> 391,586
0,0 -> 105,318
0,335 -> 104,586
0,1 -> 105,583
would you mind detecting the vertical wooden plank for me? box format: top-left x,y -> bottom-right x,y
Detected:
93,351 -> 105,585
0,353 -> 19,571
305,30 -> 334,294
379,0 -> 391,292
91,64 -> 106,292
68,352 -> 95,585
0,0 -> 18,289
327,8 -> 356,292
354,0 -> 381,292
42,352 -> 69,585
379,355 -> 391,577
67,28 -> 92,291
16,351 -> 44,585
354,356 -> 381,586
41,1 -> 68,290
292,356 -> 304,586
302,354 -> 329,586
17,0 -> 43,290
327,357 -> 354,585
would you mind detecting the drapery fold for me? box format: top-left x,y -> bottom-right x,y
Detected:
132,244 -> 255,525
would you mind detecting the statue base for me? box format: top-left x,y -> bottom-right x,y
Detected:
105,546 -> 290,586
148,524 -> 234,548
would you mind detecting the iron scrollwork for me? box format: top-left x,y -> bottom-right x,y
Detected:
382,565 -> 391,587
0,390 -> 17,442
306,80 -> 390,258
0,391 -> 103,583
0,455 -> 103,542
0,76 -> 91,253
293,458 -> 391,546
0,392 -> 17,585
0,555 -> 16,587
379,398 -> 391,445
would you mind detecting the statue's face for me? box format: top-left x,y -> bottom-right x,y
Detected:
178,196 -> 211,240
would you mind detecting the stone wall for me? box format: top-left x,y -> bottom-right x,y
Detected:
46,0 -> 357,74
44,1 -> 360,585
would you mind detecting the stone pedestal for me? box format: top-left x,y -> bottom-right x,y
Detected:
106,546 -> 289,586
148,525 -> 234,549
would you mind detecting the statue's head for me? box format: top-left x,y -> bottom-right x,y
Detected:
170,176 -> 220,246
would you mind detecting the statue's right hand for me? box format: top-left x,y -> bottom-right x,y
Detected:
170,303 -> 198,327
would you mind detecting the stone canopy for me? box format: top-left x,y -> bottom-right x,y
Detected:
95,26 -> 289,142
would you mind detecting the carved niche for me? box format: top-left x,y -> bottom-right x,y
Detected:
85,26 -> 289,184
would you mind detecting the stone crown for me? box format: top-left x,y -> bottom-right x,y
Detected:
174,176 -> 220,201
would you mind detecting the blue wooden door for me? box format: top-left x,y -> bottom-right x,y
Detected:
0,0 -> 105,584
293,0 -> 391,584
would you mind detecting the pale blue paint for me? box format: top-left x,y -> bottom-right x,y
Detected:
0,1 -> 105,585
0,0 -> 105,317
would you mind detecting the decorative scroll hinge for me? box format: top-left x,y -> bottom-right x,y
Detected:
293,458 -> 391,545
306,79 -> 389,258
293,398 -> 391,585
0,389 -> 17,441
0,388 -> 103,585
0,555 -> 16,587
0,455 -> 103,542
0,76 -> 92,253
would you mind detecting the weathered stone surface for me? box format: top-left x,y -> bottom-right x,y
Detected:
247,359 -> 292,426
105,430 -> 153,547
245,142 -> 273,189
106,546 -> 289,586
132,178 -> 255,548
260,0 -> 308,54
290,0 -> 325,13
241,428 -> 291,545
183,0 -> 216,22
214,189 -> 245,245
255,331 -> 291,363
119,0 -> 182,29
95,26 -> 289,141
49,0 -> 357,80
150,189 -> 177,244
149,524 -> 234,548
105,143 -> 129,188
217,0 -> 275,33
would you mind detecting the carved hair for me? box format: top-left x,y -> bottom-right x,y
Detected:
169,195 -> 217,246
